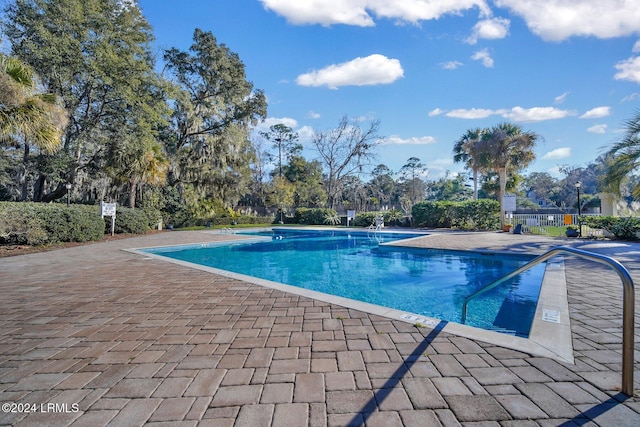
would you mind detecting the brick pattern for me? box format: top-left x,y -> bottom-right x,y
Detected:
0,230 -> 639,426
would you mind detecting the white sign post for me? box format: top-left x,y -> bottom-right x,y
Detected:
100,202 -> 117,236
346,210 -> 355,227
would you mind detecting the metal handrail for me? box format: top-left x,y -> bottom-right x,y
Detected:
461,245 -> 635,396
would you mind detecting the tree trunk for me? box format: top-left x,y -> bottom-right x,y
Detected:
33,175 -> 46,202
20,143 -> 30,201
128,181 -> 137,208
472,168 -> 478,200
498,167 -> 507,226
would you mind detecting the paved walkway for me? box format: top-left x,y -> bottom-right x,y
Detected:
0,230 -> 639,426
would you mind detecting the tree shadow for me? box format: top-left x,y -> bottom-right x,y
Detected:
558,393 -> 632,426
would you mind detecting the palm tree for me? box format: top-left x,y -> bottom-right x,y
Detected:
602,110 -> 640,199
0,54 -> 67,200
479,123 -> 539,225
453,128 -> 486,200
0,54 -> 66,154
107,135 -> 168,208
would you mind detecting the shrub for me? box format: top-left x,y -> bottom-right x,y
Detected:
323,212 -> 341,225
0,210 -> 48,245
353,210 -> 411,227
412,201 -> 450,228
171,215 -> 275,228
294,208 -> 339,225
110,206 -> 150,234
0,202 -> 104,245
412,199 -> 500,230
353,211 -> 380,227
607,217 -> 640,240
582,216 -> 640,240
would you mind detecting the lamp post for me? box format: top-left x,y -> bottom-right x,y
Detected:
65,182 -> 72,207
575,182 -> 581,237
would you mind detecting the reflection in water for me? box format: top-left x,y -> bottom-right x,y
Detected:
147,232 -> 544,337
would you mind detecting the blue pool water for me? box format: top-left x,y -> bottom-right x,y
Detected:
143,229 -> 545,337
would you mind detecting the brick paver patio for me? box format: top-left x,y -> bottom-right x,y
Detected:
0,229 -> 639,426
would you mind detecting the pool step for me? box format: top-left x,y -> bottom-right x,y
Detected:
487,326 -> 518,336
492,295 -> 536,337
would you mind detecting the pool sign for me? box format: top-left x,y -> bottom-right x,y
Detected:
100,202 -> 116,217
347,210 -> 355,227
100,202 -> 116,236
502,194 -> 517,212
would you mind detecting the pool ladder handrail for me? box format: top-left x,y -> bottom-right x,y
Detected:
367,223 -> 382,235
460,245 -> 635,396
221,227 -> 235,235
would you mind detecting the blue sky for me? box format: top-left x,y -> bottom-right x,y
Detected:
138,0 -> 640,180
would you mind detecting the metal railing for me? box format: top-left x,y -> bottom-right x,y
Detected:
509,213 -> 602,237
461,246 -> 635,396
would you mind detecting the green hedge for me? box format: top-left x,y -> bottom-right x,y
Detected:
412,199 -> 500,230
173,215 -> 275,228
581,216 -> 640,240
0,202 -> 162,245
293,208 -> 338,225
110,206 -> 154,234
351,210 -> 408,227
0,202 -> 104,245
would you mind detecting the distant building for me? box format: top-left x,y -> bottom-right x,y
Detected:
526,188 -> 549,208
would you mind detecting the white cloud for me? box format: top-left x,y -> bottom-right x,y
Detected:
306,111 -> 321,119
382,135 -> 437,145
466,17 -> 510,44
614,56 -> 640,84
634,40 -> 640,53
444,106 -> 573,121
259,0 -> 490,27
297,125 -> 315,142
428,108 -> 444,117
440,61 -> 464,70
587,124 -> 607,134
255,117 -> 299,133
253,118 -> 315,144
554,92 -> 569,104
296,54 -> 404,89
495,0 -> 640,41
446,108 -> 498,119
580,106 -> 611,119
471,48 -> 494,68
542,147 -> 571,160
504,106 -> 575,122
622,92 -> 640,102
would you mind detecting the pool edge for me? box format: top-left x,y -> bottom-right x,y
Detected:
125,239 -> 574,364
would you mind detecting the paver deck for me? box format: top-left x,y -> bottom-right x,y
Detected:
1,229 -> 639,426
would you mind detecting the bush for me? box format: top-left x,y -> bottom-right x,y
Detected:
583,215 -> 640,240
170,214 -> 275,228
353,211 -> 381,227
294,208 -> 339,225
412,199 -> 500,230
0,202 -> 104,245
110,206 -> 150,234
412,201 -> 451,228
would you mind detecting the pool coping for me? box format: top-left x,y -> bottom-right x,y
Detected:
125,230 -> 574,364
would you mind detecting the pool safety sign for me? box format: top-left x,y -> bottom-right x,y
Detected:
542,309 -> 560,324
347,210 -> 355,227
100,202 -> 116,236
502,194 -> 517,212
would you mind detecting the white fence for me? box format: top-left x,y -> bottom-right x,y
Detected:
509,213 -> 602,237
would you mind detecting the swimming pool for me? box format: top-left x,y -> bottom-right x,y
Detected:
142,229 -> 546,337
